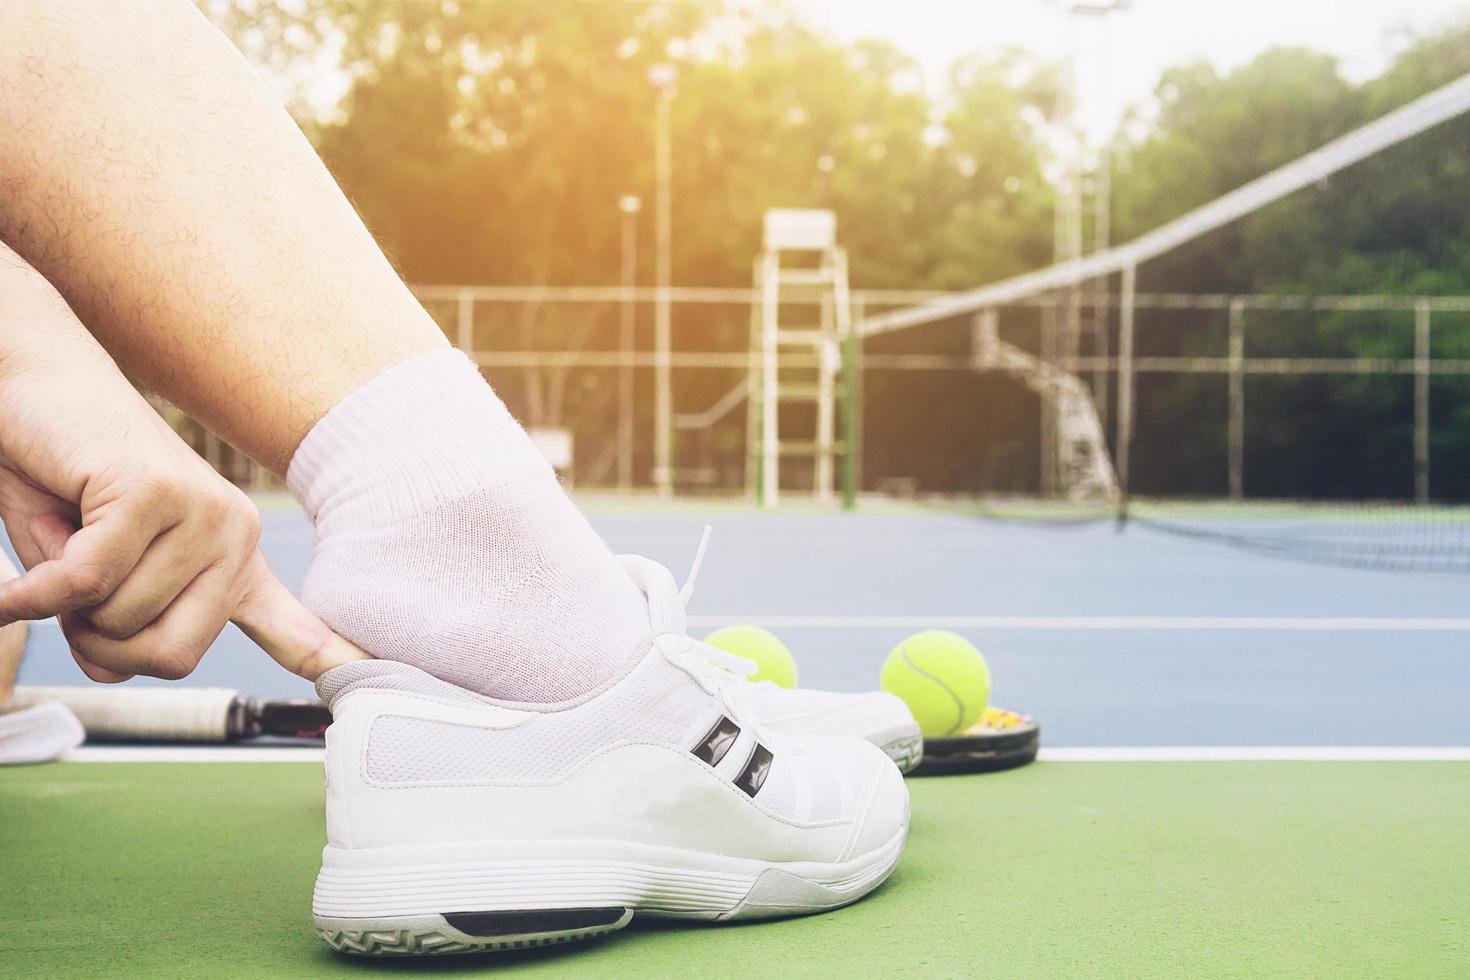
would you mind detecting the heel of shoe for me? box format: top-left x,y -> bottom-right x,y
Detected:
316,907 -> 634,956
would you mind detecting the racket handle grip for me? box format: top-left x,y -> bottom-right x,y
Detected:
9,685 -> 242,741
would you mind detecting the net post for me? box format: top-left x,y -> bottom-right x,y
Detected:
841,298 -> 861,511
759,250 -> 780,508
1092,288 -> 1110,433
1228,297 -> 1246,500
1039,296 -> 1057,496
1414,298 -> 1431,505
746,264 -> 762,503
1092,146 -> 1112,432
618,221 -> 637,493
653,301 -> 673,499
1114,263 -> 1137,527
816,285 -> 837,505
652,82 -> 674,499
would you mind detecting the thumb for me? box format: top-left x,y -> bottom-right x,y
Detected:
232,551 -> 372,681
26,513 -> 133,683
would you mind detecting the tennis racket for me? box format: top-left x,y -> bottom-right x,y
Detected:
911,705 -> 1040,775
8,685 -> 330,743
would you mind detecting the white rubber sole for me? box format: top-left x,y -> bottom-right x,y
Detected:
314,821 -> 908,956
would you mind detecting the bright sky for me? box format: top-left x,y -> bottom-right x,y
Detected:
795,0 -> 1470,142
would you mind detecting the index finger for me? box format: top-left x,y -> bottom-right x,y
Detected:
231,551 -> 371,680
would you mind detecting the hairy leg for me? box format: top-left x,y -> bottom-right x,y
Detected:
0,0 -> 445,474
0,0 -> 647,699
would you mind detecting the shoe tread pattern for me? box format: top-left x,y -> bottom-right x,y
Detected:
319,920 -> 626,956
883,734 -> 924,774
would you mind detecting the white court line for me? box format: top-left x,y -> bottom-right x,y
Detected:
65,746 -> 324,763
688,615 -> 1470,631
59,745 -> 1470,763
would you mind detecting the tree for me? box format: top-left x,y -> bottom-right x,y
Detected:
202,0 -> 1061,486
203,1 -> 1470,499
1109,31 -> 1470,500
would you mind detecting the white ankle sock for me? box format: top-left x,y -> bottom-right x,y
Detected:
287,349 -> 650,702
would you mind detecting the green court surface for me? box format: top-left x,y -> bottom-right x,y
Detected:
4,762 -> 1467,978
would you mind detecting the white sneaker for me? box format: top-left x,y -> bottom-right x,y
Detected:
739,685 -> 924,774
0,700 -> 85,765
618,551 -> 924,774
310,599 -> 909,955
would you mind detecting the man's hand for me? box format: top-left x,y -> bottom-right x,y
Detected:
0,243 -> 369,682
0,376 -> 265,682
0,243 -> 266,682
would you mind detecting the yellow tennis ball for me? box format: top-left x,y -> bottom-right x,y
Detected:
880,630 -> 991,736
703,625 -> 799,689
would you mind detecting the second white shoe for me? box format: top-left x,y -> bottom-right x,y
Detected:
619,553 -> 924,773
311,618 -> 909,954
740,684 -> 924,774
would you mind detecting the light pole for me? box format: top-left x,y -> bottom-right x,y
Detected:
617,194 -> 641,492
1063,0 -> 1134,514
1064,0 -> 1129,258
649,63 -> 677,498
1055,0 -> 1130,488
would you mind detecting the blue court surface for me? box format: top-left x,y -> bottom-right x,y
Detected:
13,496 -> 1469,750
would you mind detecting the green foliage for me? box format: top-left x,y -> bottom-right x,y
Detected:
1112,28 -> 1470,299
208,0 -> 1056,291
205,2 -> 1470,499
1113,29 -> 1470,499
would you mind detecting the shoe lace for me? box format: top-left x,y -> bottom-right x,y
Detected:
654,525 -> 759,700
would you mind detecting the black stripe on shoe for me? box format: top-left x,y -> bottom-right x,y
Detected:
734,743 -> 774,797
443,907 -> 629,938
693,715 -> 742,767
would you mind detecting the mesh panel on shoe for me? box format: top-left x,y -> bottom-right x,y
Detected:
363,652 -> 719,785
805,757 -> 846,823
770,743 -> 852,828
753,756 -> 800,820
